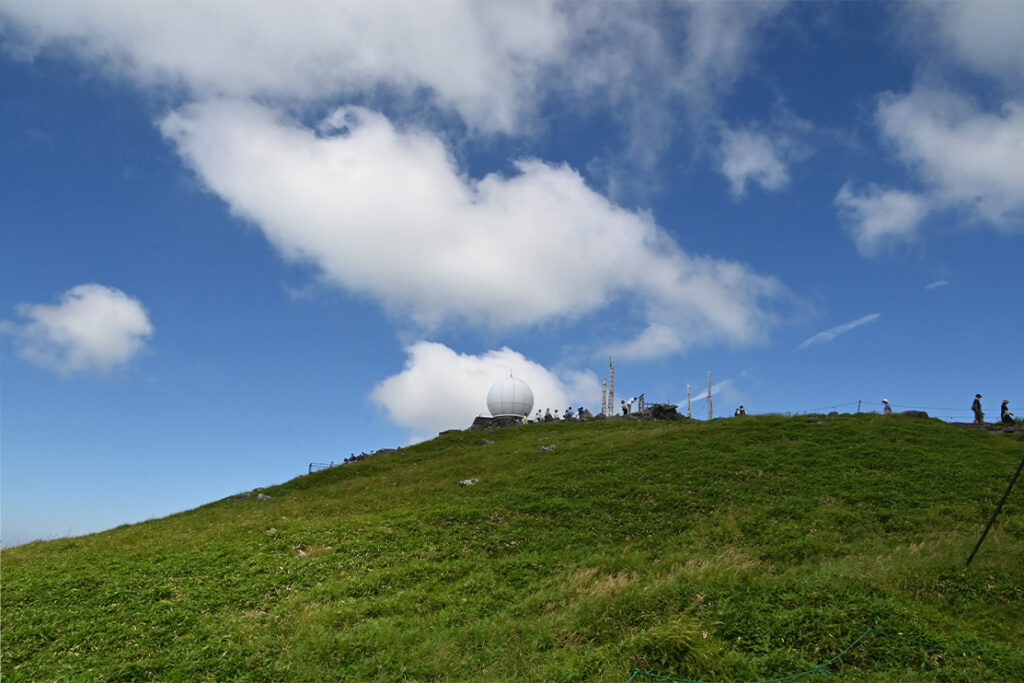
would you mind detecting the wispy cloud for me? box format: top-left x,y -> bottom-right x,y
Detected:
797,313 -> 880,350
925,279 -> 950,290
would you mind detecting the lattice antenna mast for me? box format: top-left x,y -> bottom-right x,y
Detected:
707,371 -> 713,420
609,358 -> 615,416
601,377 -> 608,416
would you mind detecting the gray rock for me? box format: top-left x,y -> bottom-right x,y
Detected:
476,439 -> 494,446
458,478 -> 479,487
540,445 -> 557,452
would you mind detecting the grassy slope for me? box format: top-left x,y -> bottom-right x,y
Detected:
2,415 -> 1023,682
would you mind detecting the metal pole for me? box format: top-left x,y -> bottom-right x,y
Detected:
966,452 -> 1024,566
686,384 -> 691,418
707,371 -> 712,420
609,358 -> 615,417
601,378 -> 607,416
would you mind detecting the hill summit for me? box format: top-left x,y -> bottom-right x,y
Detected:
3,415 -> 1022,681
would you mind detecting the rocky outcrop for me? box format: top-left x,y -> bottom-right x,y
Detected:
469,415 -> 525,430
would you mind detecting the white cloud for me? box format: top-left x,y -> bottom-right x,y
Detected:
924,280 -> 949,290
2,1 -> 793,360
561,2 -> 786,168
877,88 -> 1024,227
4,284 -> 153,375
797,313 -> 880,351
834,183 -> 931,256
0,1 -> 568,134
0,1 -> 787,160
161,100 -> 785,355
370,341 -> 600,442
913,2 -> 1024,85
836,2 -> 1024,255
718,128 -> 791,199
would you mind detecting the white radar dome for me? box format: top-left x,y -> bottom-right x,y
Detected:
487,376 -> 534,418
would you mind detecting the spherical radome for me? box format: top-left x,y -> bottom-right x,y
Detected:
487,376 -> 534,417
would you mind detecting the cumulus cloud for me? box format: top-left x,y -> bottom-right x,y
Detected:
877,88 -> 1024,227
797,313 -> 880,351
370,341 -> 600,442
2,1 -> 793,361
834,183 -> 931,256
161,100 -> 785,355
3,284 -> 153,375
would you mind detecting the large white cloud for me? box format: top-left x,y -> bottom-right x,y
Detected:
0,1 -> 567,134
370,342 -> 600,442
0,1 -> 786,153
161,100 -> 784,356
2,1 -> 792,362
4,284 -> 153,375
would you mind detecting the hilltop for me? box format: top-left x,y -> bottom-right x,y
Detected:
3,415 -> 1022,681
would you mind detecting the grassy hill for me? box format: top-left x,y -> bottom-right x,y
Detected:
3,415 -> 1023,682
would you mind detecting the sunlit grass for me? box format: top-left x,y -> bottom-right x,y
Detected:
3,415 -> 1022,681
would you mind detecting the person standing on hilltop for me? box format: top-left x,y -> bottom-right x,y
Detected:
1002,400 -> 1015,425
972,394 -> 984,424
882,399 -> 892,415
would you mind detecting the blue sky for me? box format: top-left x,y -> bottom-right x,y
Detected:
2,2 -> 1022,547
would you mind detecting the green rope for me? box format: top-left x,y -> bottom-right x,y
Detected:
628,626 -> 1021,683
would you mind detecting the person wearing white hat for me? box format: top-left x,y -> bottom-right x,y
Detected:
1002,400 -> 1015,425
972,394 -> 984,424
882,399 -> 893,415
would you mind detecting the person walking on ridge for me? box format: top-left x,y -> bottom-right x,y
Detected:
1002,400 -> 1015,425
882,399 -> 892,415
972,394 -> 984,424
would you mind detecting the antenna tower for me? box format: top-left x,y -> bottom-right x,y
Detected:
609,358 -> 615,416
707,371 -> 713,420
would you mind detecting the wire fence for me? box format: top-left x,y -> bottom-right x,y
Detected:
627,626 -> 1022,683
776,400 -> 977,423
655,396 -> 985,422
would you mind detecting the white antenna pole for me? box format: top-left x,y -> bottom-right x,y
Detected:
707,371 -> 713,420
686,384 -> 691,418
609,358 -> 615,416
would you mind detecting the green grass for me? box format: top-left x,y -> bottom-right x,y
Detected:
3,415 -> 1023,681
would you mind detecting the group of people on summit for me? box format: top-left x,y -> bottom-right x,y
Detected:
971,394 -> 1015,425
531,394 -> 1016,425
